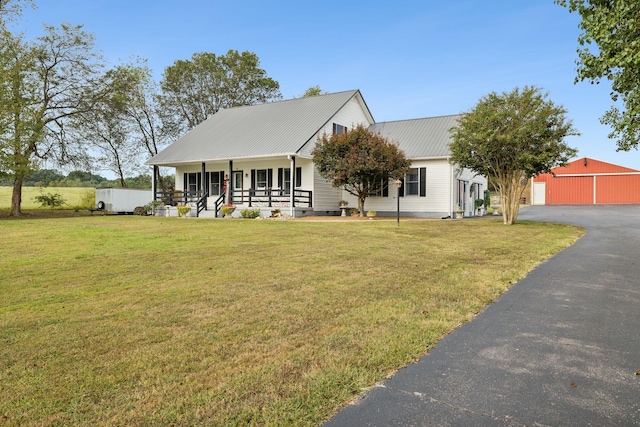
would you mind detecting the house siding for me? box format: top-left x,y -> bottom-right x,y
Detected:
313,166 -> 340,212
298,96 -> 374,158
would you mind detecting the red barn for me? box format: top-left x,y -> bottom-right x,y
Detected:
532,157 -> 640,205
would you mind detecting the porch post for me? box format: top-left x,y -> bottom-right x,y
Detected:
289,155 -> 295,217
201,162 -> 206,195
228,160 -> 233,204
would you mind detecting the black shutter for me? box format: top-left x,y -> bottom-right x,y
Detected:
205,172 -> 210,195
419,167 -> 426,197
183,173 -> 187,191
267,169 -> 273,188
398,178 -> 404,197
382,180 -> 389,197
251,170 -> 256,189
277,168 -> 283,188
295,167 -> 302,187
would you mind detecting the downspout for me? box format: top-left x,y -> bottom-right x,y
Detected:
152,165 -> 157,200
449,159 -> 454,217
288,155 -> 295,217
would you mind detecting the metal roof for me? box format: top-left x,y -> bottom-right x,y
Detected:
147,90 -> 369,165
368,114 -> 461,159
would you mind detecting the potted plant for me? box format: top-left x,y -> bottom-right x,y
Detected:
474,198 -> 484,216
221,203 -> 236,218
177,204 -> 191,217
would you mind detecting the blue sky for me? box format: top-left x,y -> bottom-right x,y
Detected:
17,0 -> 640,170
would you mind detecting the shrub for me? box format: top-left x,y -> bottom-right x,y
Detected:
367,210 -> 376,217
34,192 -> 66,209
177,205 -> 191,217
350,208 -> 360,216
241,208 -> 261,219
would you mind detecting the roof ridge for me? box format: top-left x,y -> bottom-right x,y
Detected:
219,89 -> 360,113
373,114 -> 462,125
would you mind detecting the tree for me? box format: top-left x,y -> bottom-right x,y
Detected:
159,50 -> 281,133
0,23 -> 104,216
557,0 -> 640,151
312,124 -> 411,216
301,85 -> 327,97
449,86 -> 579,225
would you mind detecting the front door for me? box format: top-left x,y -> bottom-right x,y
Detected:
232,171 -> 243,203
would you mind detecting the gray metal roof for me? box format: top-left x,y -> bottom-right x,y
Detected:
147,90 -> 370,165
368,114 -> 462,159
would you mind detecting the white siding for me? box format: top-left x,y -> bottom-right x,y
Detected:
313,166 -> 340,211
299,96 -> 374,158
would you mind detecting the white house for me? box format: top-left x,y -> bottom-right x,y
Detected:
146,90 -> 487,218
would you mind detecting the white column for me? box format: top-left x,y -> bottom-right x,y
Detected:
289,156 -> 295,217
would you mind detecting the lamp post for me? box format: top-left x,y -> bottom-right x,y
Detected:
395,179 -> 402,227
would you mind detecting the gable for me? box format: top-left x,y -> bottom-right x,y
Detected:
551,157 -> 640,175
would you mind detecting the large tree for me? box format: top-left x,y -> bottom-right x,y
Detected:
0,23 -> 104,216
557,0 -> 640,151
449,86 -> 578,225
312,124 -> 411,216
159,50 -> 281,133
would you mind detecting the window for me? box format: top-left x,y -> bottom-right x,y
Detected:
371,178 -> 389,197
333,123 -> 347,135
401,167 -> 426,197
406,168 -> 419,195
256,169 -> 268,189
278,167 -> 302,192
209,171 -> 224,196
184,172 -> 201,195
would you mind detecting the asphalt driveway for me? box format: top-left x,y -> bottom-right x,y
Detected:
324,205 -> 640,426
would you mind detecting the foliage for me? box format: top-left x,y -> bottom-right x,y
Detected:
475,199 -> 484,209
449,86 -> 578,225
270,208 -> 281,217
33,192 -> 66,209
312,124 -> 411,216
159,50 -> 281,133
221,203 -> 235,216
176,205 -> 191,217
240,208 -> 261,218
301,85 -> 327,97
366,210 -> 376,217
0,216 -> 583,425
0,22 -> 105,216
484,190 -> 491,209
557,0 -> 640,151
144,200 -> 164,215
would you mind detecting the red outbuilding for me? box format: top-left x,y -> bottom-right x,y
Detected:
532,157 -> 640,205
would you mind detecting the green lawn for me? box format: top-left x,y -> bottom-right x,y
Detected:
0,215 -> 583,426
0,186 -> 94,210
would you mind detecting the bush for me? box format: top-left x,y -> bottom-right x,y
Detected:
241,208 -> 261,219
350,208 -> 360,216
34,192 -> 66,209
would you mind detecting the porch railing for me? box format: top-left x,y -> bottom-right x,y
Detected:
195,191 -> 208,217
230,189 -> 312,208
213,194 -> 225,218
154,190 -> 206,206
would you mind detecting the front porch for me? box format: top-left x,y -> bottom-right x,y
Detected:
153,188 -> 313,218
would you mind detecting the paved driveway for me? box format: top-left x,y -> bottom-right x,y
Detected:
324,205 -> 640,426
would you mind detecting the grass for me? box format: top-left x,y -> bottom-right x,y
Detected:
0,187 -> 94,210
0,213 -> 583,426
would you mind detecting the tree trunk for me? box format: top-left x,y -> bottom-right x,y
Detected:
10,177 -> 24,217
358,197 -> 366,217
